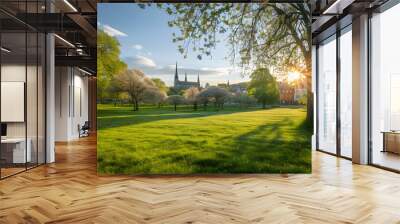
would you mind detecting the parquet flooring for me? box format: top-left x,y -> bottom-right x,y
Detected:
1,135 -> 400,223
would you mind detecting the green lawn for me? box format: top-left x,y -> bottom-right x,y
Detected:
97,104 -> 311,174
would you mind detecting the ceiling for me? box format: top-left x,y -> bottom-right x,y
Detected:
311,0 -> 390,43
0,0 -> 97,74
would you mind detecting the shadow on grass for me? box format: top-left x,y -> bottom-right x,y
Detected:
97,105 -> 263,131
188,117 -> 311,173
97,104 -> 311,174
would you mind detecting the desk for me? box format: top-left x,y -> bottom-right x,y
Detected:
382,131 -> 400,154
1,138 -> 31,163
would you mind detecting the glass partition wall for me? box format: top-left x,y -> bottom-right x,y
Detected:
339,27 -> 352,159
370,3 -> 400,171
317,35 -> 337,155
316,26 -> 352,159
0,3 -> 46,179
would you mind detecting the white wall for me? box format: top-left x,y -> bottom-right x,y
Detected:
55,67 -> 89,141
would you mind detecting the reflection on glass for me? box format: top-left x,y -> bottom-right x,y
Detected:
1,31 -> 27,177
38,33 -> 46,165
27,31 -> 38,169
0,1 -> 47,178
340,29 -> 352,158
318,36 -> 337,154
371,4 -> 400,171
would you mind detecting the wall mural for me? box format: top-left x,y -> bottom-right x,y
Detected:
97,3 -> 312,174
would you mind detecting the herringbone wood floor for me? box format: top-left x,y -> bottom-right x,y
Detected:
1,135 -> 400,224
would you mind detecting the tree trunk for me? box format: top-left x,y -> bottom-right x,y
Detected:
306,90 -> 313,126
194,102 -> 197,111
262,102 -> 266,109
305,60 -> 313,128
174,104 -> 177,111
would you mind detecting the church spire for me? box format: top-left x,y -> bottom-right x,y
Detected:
197,73 -> 200,84
185,72 -> 187,82
174,62 -> 179,82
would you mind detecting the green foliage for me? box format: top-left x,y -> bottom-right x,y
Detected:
298,94 -> 307,105
248,68 -> 280,108
155,3 -> 313,123
168,87 -> 184,96
97,30 -> 127,102
112,69 -> 159,111
97,105 -> 311,174
232,93 -> 257,108
151,78 -> 169,93
157,3 -> 311,76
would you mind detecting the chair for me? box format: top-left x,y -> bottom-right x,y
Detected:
79,121 -> 90,138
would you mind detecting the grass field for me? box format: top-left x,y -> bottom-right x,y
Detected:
97,104 -> 311,174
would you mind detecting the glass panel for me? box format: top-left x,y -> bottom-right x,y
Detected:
1,30 -> 27,177
340,28 -> 352,158
371,4 -> 400,171
27,31 -> 38,169
318,36 -> 337,154
38,32 -> 45,165
0,1 -> 46,179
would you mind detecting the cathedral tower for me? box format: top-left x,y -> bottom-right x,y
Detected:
174,62 -> 179,86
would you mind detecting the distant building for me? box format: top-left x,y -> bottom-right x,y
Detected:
174,62 -> 200,90
278,81 -> 295,104
217,81 -> 229,89
292,77 -> 307,103
229,82 -> 248,94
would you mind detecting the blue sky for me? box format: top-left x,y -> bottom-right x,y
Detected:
98,3 -> 248,87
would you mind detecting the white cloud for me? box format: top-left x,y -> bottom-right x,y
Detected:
122,58 -> 248,86
132,44 -> 143,50
125,55 -> 156,68
102,25 -> 127,37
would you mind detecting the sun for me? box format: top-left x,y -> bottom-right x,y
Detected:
287,71 -> 302,83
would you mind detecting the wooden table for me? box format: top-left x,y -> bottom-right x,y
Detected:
1,138 -> 31,165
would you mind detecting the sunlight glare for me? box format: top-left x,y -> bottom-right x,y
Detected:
287,71 -> 301,83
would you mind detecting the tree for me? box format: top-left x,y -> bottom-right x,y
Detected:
107,78 -> 122,107
232,93 -> 257,108
168,87 -> 184,96
197,90 -> 210,110
167,95 -> 185,111
248,68 -> 279,108
143,88 -> 167,107
198,86 -> 230,110
184,87 -> 200,110
97,30 -> 127,102
113,69 -> 155,111
155,3 -> 312,123
151,78 -> 169,93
